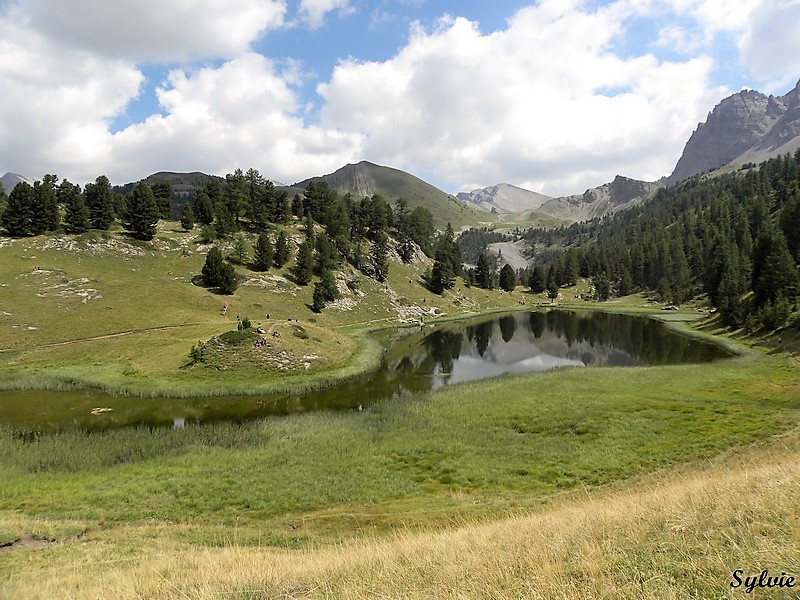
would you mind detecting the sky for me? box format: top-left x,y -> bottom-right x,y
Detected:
0,0 -> 799,197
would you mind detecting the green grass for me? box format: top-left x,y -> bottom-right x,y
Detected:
0,224 -> 534,397
1,347 -> 797,544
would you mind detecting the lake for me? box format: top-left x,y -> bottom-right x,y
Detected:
0,310 -> 731,431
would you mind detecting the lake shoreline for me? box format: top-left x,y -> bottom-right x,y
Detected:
0,302 -> 750,401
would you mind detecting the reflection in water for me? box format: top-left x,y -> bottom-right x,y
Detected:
0,310 -> 731,431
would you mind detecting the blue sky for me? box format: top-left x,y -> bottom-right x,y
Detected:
1,0 -> 799,196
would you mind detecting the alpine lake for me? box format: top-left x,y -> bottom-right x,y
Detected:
0,309 -> 731,432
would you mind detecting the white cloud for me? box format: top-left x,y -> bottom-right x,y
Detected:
8,0 -> 287,61
298,0 -> 355,30
739,0 -> 800,91
107,54 -> 362,184
0,18 -> 143,182
318,3 -> 725,195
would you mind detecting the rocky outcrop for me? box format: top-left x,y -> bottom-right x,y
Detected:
456,183 -> 552,214
666,79 -> 800,183
536,175 -> 660,222
0,172 -> 35,193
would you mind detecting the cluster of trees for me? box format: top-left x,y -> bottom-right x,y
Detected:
523,150 -> 800,330
0,174 -> 172,240
196,178 -> 439,305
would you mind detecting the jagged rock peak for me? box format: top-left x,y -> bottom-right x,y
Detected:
666,79 -> 800,184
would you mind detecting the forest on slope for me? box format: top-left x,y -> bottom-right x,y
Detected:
523,151 -> 800,331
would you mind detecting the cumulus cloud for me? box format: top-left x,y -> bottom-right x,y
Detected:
739,0 -> 800,90
7,0 -> 287,61
298,0 -> 355,30
107,53 -> 362,184
318,3 -> 724,195
1,0 -> 796,197
0,18 -> 143,182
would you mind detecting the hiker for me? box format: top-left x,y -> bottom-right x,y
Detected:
222,303 -> 227,316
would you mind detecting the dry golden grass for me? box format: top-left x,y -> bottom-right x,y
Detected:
4,429 -> 799,599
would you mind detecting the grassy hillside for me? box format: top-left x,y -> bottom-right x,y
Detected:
1,225 -> 799,599
1,343 -> 798,598
293,161 -> 490,229
0,222 -> 524,396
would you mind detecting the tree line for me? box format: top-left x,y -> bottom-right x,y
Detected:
0,174 -> 172,240
522,150 -> 800,331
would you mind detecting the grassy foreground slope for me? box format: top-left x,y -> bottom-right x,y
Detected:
1,226 -> 800,598
0,223 -> 523,395
3,427 -> 799,599
1,345 -> 799,598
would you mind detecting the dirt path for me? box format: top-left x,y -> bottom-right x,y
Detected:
0,323 -> 213,353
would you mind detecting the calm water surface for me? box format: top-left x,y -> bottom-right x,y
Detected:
0,310 -> 731,431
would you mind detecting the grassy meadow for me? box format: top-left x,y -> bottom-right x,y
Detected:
1,224 -> 799,598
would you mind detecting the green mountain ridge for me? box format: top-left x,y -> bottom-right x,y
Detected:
291,160 -> 489,229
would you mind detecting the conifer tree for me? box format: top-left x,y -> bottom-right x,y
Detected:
293,237 -> 314,285
84,175 -> 115,230
499,264 -> 517,292
180,204 -> 195,231
1,181 -> 34,236
475,253 -> 493,289
202,247 -> 225,287
151,181 -> 173,219
370,230 -> 389,282
529,265 -> 546,293
274,230 -> 291,268
31,179 -> 59,234
218,263 -> 238,295
253,231 -> 274,271
61,181 -> 89,234
124,181 -> 160,240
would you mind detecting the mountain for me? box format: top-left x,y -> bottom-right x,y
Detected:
456,183 -> 552,214
1,172 -> 35,193
535,175 -> 660,223
666,79 -> 800,183
292,160 -> 487,228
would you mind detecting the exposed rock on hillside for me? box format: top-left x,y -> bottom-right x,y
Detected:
456,183 -> 552,214
536,175 -> 660,222
666,79 -> 800,183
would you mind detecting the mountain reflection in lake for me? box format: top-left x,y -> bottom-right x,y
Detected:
0,310 -> 731,431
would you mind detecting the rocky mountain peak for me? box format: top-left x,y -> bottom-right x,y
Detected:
666,80 -> 800,184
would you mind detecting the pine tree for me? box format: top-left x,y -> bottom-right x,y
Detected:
499,264 -> 517,292
31,179 -> 59,234
218,263 -> 238,295
253,231 -> 274,271
232,234 -> 250,265
124,181 -> 160,240
475,253 -> 493,289
274,230 -> 291,267
180,204 -> 195,231
370,231 -> 389,282
293,238 -> 314,285
529,265 -> 546,293
311,282 -> 327,313
1,181 -> 34,236
318,267 -> 339,301
202,247 -> 225,286
84,175 -> 115,230
61,181 -> 89,234
192,189 -> 214,225
428,245 -> 455,294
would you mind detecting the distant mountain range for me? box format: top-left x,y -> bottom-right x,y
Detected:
458,78 -> 800,222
